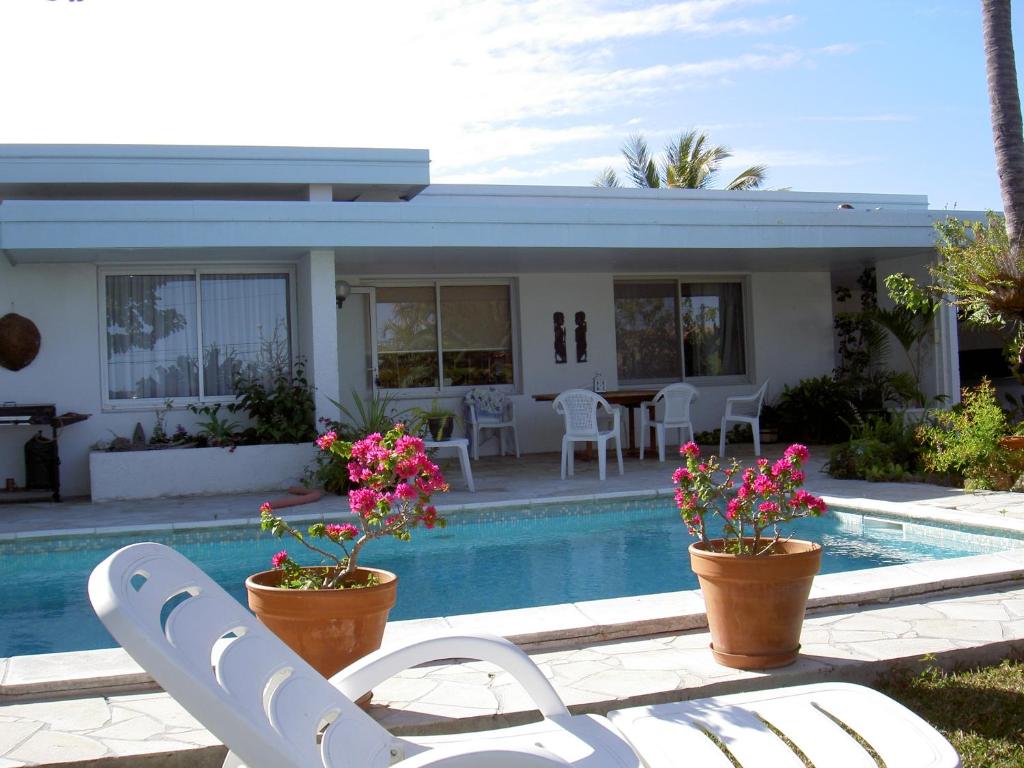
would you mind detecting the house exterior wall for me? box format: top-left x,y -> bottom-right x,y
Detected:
338,269 -> 836,456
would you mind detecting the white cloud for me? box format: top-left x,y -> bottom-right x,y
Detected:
0,0 -> 856,181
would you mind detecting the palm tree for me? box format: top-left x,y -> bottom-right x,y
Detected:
594,130 -> 767,190
983,0 -> 1024,257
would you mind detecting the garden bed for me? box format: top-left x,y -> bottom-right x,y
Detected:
89,443 -> 317,502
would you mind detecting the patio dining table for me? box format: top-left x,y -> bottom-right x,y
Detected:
532,388 -> 659,455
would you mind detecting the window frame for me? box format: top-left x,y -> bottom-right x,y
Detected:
98,264 -> 298,411
369,277 -> 519,398
613,275 -> 753,387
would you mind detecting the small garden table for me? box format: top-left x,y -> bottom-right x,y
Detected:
423,437 -> 475,492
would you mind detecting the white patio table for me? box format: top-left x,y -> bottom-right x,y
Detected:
422,437 -> 475,492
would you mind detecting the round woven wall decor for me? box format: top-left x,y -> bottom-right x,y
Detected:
0,313 -> 41,371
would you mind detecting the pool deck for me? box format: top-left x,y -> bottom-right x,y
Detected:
3,446 -> 1024,766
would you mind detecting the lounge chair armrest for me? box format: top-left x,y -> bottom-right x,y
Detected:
395,743 -> 571,767
328,632 -> 570,717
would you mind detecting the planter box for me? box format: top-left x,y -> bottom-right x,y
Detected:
89,443 -> 318,502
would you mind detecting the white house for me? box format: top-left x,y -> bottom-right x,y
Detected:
0,144 -> 968,499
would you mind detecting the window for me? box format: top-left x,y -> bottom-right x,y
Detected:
614,278 -> 746,383
103,270 -> 292,403
375,283 -> 514,390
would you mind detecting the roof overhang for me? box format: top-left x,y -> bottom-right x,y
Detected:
0,186 -> 965,272
0,144 -> 431,202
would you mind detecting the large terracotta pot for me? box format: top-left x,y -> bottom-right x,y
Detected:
245,566 -> 398,679
689,538 -> 822,670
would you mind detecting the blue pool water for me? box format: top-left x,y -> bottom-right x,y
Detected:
1,497 -> 1021,657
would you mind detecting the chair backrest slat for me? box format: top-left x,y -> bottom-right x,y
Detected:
655,383 -> 698,423
553,389 -> 608,437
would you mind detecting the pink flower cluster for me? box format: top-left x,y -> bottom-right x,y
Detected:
671,441 -> 826,555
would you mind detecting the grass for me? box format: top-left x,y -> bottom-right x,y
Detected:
874,657 -> 1024,768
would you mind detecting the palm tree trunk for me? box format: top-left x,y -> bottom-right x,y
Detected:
982,0 -> 1024,261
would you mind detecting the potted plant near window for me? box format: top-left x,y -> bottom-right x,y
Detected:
248,423 -> 448,687
673,442 -> 827,670
411,399 -> 459,441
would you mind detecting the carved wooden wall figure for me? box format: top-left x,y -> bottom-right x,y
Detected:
574,311 -> 588,363
0,313 -> 41,371
553,311 -> 567,364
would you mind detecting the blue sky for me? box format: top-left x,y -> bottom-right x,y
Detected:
1,0 -> 1019,210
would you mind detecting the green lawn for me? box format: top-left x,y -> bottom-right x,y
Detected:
874,658 -> 1024,768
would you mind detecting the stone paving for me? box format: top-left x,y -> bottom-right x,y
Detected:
3,445 -> 1024,765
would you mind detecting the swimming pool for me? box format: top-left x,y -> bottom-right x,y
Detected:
2,497 -> 1021,657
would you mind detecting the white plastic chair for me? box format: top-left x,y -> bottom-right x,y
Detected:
464,388 -> 520,460
639,383 -> 699,462
89,543 -> 960,768
552,389 -> 623,481
719,380 -> 770,458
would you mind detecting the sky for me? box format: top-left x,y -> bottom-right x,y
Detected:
1,0 -> 1020,211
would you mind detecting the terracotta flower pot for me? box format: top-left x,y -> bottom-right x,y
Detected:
999,435 -> 1024,451
689,538 -> 822,670
245,566 -> 398,679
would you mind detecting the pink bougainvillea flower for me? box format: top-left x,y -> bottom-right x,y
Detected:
681,441 -> 700,457
271,550 -> 288,568
316,430 -> 338,451
784,443 -> 810,463
259,501 -> 273,515
325,523 -> 359,540
349,487 -> 381,517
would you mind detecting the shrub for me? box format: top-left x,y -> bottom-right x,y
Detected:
231,361 -> 317,445
827,439 -> 908,482
776,376 -> 856,444
917,380 -> 1022,491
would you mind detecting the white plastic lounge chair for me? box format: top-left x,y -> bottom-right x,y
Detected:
638,382 -> 699,462
552,389 -> 623,481
719,379 -> 770,458
464,387 -> 520,460
89,543 -> 960,768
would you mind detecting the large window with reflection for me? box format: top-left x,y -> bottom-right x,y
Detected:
375,282 -> 514,390
102,269 -> 293,404
614,278 -> 747,384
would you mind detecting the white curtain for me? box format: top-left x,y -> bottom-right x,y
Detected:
105,275 -> 198,400
201,274 -> 291,396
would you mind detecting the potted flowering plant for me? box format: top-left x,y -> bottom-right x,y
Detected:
673,441 -> 827,670
246,423 -> 447,681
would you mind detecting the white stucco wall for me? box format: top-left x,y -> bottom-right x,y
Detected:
0,258 -> 104,496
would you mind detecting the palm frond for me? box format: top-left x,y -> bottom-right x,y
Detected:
622,134 -> 661,188
725,164 -> 767,191
593,167 -> 621,188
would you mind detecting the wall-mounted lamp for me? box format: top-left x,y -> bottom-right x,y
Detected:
335,280 -> 351,309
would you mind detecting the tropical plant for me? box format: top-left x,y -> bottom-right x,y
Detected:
827,412 -> 924,482
775,376 -> 856,444
187,403 -> 241,447
334,390 -> 408,437
230,361 -> 316,445
673,442 -> 826,555
410,399 -> 460,441
871,288 -> 940,407
917,379 -> 1023,490
259,424 -> 448,589
594,130 -> 767,191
